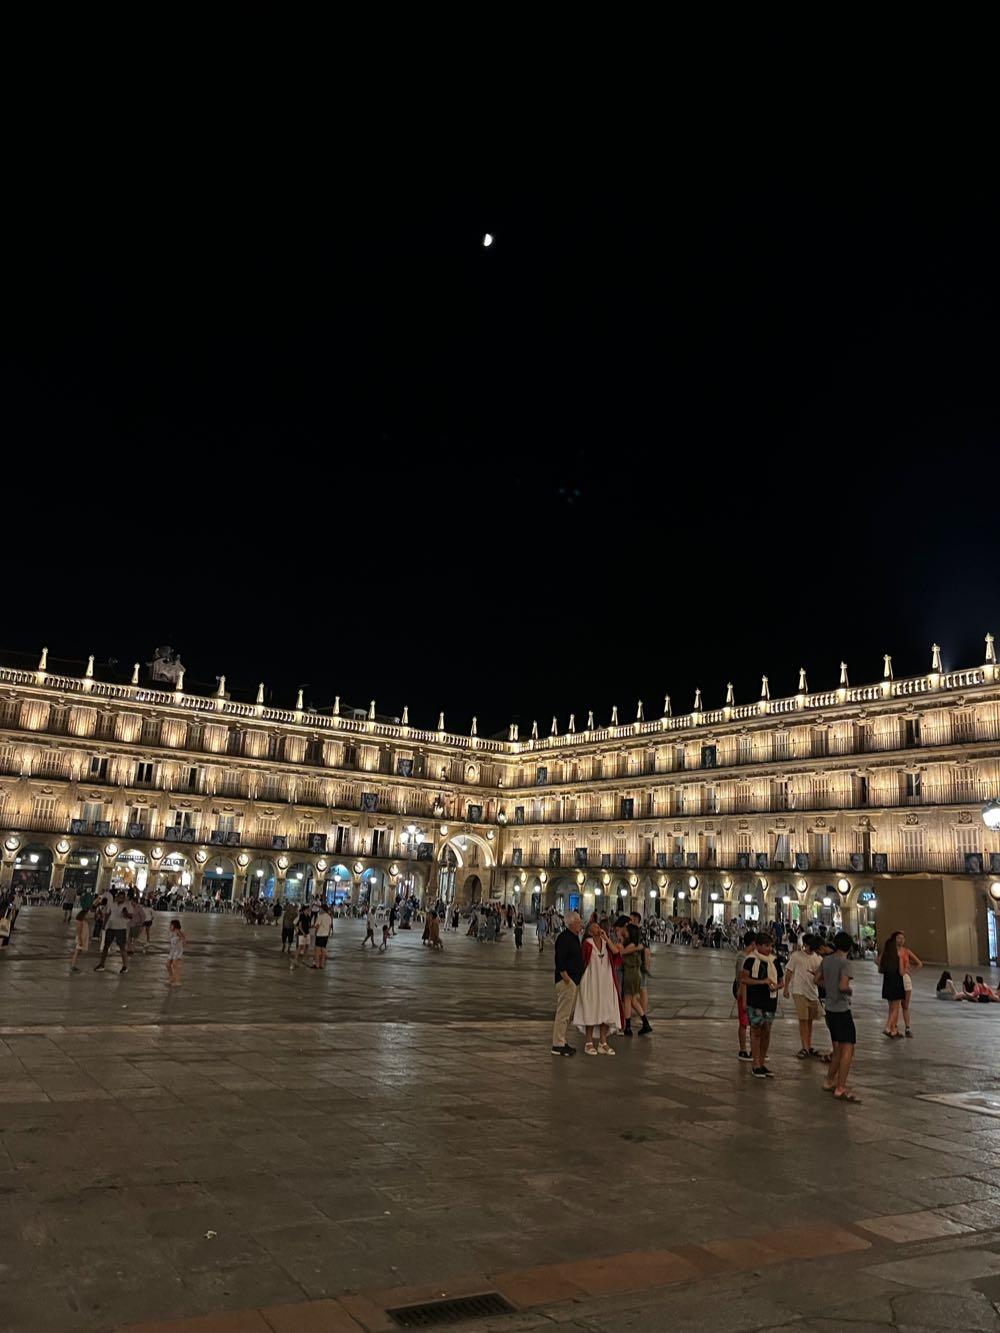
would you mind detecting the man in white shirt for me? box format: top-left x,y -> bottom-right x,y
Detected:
782,932 -> 825,1059
95,891 -> 132,974
312,906 -> 333,970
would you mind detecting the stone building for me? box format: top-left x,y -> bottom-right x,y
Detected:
2,640 -> 1000,964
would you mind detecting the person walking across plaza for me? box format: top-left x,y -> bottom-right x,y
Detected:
551,911 -> 584,1056
821,930 -> 860,1102
95,891 -> 132,974
740,932 -> 783,1078
69,897 -> 93,972
618,918 -> 652,1036
166,918 -> 186,986
896,931 -> 922,1036
362,908 -> 376,948
574,920 -> 621,1055
536,911 -> 548,952
783,933 -> 828,1061
514,911 -> 524,951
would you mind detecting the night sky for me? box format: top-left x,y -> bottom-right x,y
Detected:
4,122 -> 998,735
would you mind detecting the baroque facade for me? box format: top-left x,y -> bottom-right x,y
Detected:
2,642 -> 1000,961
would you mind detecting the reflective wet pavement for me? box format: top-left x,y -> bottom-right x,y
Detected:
3,909 -> 1000,1331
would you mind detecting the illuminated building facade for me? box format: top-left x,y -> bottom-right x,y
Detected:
2,640 -> 1000,963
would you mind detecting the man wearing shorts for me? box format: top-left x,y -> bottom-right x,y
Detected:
95,891 -> 132,974
734,930 -> 756,1060
312,905 -> 333,969
740,932 -> 783,1078
821,931 -> 860,1103
783,932 -> 826,1060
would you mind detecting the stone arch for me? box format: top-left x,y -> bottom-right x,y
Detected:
246,856 -> 278,898
437,832 -> 494,870
12,842 -> 53,895
156,850 -> 196,896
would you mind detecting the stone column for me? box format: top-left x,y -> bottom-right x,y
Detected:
233,873 -> 247,901
51,862 -> 67,898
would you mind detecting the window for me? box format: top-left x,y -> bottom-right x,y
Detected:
954,767 -> 977,801
905,772 -> 921,800
89,756 -> 108,781
738,735 -> 752,763
134,761 -> 154,785
900,827 -> 924,867
170,809 -> 194,830
620,797 -> 634,819
343,745 -> 357,767
810,832 -> 831,866
81,801 -> 103,825
371,828 -> 386,856
256,816 -> 277,843
32,795 -> 57,824
904,718 -> 921,747
811,729 -> 829,757
773,731 -> 789,760
334,825 -> 348,853
810,777 -> 829,808
674,747 -> 686,771
705,785 -> 718,813
773,833 -> 790,866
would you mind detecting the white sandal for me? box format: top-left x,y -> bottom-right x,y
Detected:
584,1042 -> 598,1055
598,1043 -> 616,1056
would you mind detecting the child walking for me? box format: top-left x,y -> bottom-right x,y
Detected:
378,922 -> 390,952
166,918 -> 186,986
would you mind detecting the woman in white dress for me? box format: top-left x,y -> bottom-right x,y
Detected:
574,921 -> 622,1055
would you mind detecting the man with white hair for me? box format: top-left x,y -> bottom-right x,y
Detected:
551,911 -> 584,1056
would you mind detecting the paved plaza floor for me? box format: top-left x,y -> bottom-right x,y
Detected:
4,911 -> 1000,1331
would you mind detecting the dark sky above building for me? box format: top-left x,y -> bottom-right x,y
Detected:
2,33 -> 997,734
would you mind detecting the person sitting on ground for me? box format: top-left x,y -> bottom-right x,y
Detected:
936,970 -> 970,1000
973,975 -> 1000,1003
962,973 -> 977,998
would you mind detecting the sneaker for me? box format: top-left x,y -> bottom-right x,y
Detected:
70,966 -> 80,974
551,1045 -> 573,1057
561,1043 -> 577,1056
761,1065 -> 775,1077
737,1051 -> 752,1060
751,1067 -> 767,1078
638,1019 -> 652,1036
905,1028 -> 913,1038
94,964 -> 106,972
119,967 -> 128,975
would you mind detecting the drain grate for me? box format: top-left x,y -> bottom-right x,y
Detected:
386,1291 -> 516,1328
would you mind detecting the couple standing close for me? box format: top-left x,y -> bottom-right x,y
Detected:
551,912 -> 652,1057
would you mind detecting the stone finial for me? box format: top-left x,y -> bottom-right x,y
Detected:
175,668 -> 185,693
38,647 -> 48,671
931,643 -> 943,672
693,688 -> 702,711
401,704 -> 409,725
297,689 -> 306,711
333,695 -> 341,715
513,723 -> 519,741
256,682 -> 265,704
509,722 -> 516,741
839,661 -> 849,686
663,695 -> 672,717
551,716 -> 558,736
636,700 -> 644,722
883,654 -> 893,679
437,712 -> 445,731
531,720 -> 539,739
569,713 -> 576,733
85,655 -> 95,678
367,699 -> 375,720
611,706 -> 619,726
216,675 -> 226,697
587,710 -> 594,729
471,716 -> 478,736
761,675 -> 770,700
725,682 -> 734,706
986,632 -> 997,665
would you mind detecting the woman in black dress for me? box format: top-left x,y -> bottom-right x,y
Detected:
878,929 -> 906,1038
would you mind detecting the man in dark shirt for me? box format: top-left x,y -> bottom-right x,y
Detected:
551,911 -> 584,1056
740,931 -> 784,1078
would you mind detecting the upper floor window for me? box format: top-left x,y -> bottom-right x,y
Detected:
134,761 -> 154,785
89,756 -> 108,781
